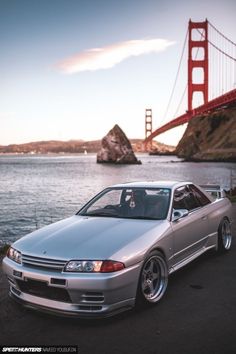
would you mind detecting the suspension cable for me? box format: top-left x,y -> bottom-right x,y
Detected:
196,28 -> 236,62
173,85 -> 187,118
162,28 -> 188,123
208,39 -> 236,62
208,20 -> 236,47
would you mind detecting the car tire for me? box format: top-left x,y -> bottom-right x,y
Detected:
218,218 -> 232,253
136,250 -> 168,307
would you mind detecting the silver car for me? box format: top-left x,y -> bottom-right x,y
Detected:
3,181 -> 233,317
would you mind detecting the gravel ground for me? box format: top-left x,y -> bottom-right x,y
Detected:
0,204 -> 235,354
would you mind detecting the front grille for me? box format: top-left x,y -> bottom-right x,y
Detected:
11,286 -> 21,296
81,292 -> 104,303
22,254 -> 67,272
16,279 -> 71,303
77,305 -> 103,311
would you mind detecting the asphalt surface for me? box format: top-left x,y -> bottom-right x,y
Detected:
0,205 -> 236,354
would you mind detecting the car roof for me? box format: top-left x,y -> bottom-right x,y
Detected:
111,181 -> 192,190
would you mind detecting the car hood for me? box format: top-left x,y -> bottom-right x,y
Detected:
14,215 -> 169,264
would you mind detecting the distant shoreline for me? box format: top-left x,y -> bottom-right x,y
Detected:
1,152 -> 236,163
0,138 -> 175,155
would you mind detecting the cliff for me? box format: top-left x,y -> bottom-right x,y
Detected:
176,106 -> 236,162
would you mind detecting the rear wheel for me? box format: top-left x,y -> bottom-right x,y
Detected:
218,218 -> 232,253
136,251 -> 168,306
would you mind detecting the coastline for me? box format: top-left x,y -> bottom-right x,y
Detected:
1,151 -> 236,163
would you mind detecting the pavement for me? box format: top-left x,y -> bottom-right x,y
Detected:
0,204 -> 236,354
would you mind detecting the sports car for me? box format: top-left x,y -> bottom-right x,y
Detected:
2,181 -> 233,317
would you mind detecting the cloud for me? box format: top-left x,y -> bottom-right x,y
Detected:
57,38 -> 175,74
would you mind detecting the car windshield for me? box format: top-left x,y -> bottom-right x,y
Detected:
78,187 -> 171,220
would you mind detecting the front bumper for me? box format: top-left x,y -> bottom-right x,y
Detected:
2,257 -> 141,317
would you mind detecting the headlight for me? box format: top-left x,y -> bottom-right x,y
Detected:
7,247 -> 22,264
65,260 -> 103,272
64,260 -> 125,273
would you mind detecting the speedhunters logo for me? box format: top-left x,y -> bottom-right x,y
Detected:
1,347 -> 78,353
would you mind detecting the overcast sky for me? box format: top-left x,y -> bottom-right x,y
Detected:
1,0 -> 236,146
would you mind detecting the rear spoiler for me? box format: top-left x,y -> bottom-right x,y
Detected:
200,184 -> 226,199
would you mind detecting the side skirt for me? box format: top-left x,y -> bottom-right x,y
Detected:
169,245 -> 216,274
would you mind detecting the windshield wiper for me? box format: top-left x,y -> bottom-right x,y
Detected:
82,211 -> 120,218
121,215 -> 163,220
79,211 -> 163,220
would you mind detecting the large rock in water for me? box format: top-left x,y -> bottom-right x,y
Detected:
97,124 -> 141,164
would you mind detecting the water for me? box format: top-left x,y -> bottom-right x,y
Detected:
0,154 -> 235,243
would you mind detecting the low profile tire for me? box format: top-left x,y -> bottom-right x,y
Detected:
218,218 -> 232,253
136,251 -> 168,307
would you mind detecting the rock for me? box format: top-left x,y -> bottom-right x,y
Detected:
97,124 -> 141,164
175,107 -> 236,162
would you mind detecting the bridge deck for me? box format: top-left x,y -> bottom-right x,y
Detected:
144,88 -> 236,144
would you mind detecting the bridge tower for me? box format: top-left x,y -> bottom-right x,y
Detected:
144,108 -> 153,150
188,19 -> 208,112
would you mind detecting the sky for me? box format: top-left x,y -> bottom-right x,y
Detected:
1,0 -> 236,146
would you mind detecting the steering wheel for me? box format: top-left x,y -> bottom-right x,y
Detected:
104,205 -> 118,210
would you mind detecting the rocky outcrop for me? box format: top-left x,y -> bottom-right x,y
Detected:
176,107 -> 236,162
97,124 -> 141,164
149,141 -> 175,155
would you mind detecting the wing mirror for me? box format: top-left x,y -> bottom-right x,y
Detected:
172,209 -> 189,222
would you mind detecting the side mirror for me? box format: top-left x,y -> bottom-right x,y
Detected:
172,209 -> 189,222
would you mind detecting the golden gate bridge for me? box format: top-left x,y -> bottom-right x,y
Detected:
144,19 -> 236,147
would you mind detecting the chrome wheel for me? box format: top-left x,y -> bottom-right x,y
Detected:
140,252 -> 168,304
218,218 -> 232,252
220,218 -> 232,250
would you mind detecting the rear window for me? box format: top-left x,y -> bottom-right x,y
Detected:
189,185 -> 211,206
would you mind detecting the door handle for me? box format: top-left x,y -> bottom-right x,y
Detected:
201,216 -> 207,221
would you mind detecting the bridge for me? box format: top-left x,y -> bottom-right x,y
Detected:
144,19 -> 236,146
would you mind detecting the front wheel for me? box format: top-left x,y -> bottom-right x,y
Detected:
136,251 -> 168,307
218,218 -> 232,253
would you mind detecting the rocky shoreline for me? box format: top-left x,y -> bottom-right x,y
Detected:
175,107 -> 236,162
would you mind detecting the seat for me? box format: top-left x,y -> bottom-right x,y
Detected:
121,190 -> 146,217
144,195 -> 168,219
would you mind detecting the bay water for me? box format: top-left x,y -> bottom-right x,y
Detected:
0,154 -> 235,243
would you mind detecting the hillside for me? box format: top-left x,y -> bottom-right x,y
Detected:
176,106 -> 236,162
0,140 -> 100,154
0,138 -> 173,154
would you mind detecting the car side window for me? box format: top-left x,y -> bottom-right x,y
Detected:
173,186 -> 200,211
173,187 -> 187,210
189,184 -> 211,207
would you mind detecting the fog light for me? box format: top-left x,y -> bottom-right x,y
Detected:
13,270 -> 22,278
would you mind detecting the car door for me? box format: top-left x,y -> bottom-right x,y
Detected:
171,185 -> 209,265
